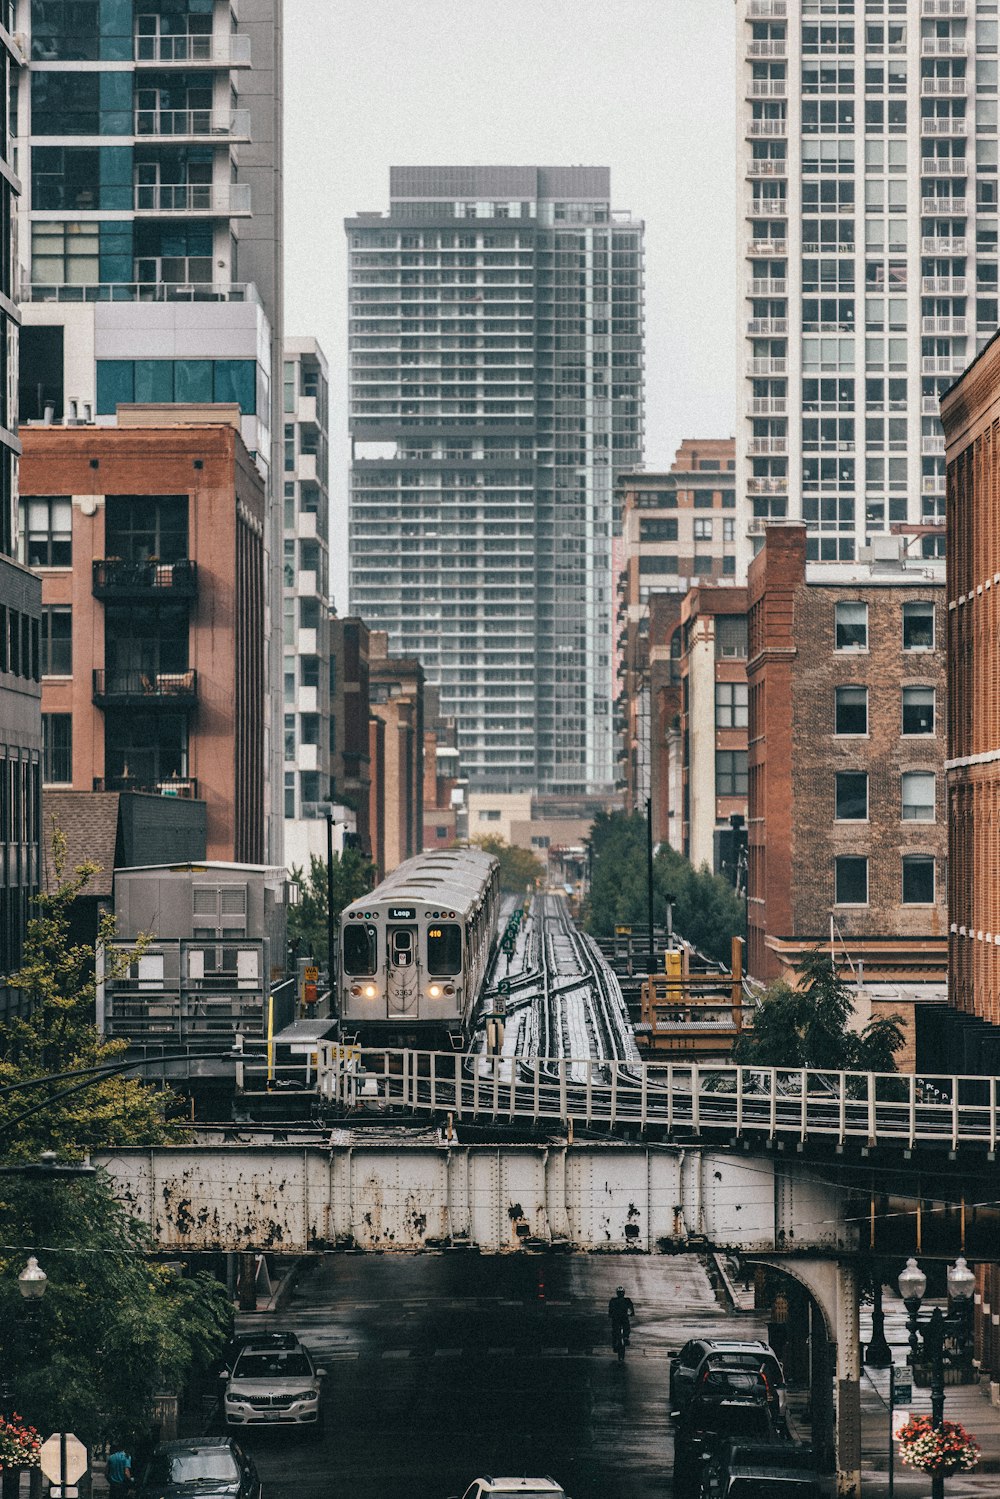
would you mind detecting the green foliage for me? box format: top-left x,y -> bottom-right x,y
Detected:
0,831 -> 177,1159
287,848 -> 376,968
0,1172 -> 231,1445
585,811 -> 746,968
733,949 -> 905,1071
470,836 -> 544,894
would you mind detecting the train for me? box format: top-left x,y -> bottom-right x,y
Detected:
338,848 -> 501,1049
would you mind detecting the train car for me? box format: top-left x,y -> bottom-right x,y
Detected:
338,848 -> 500,1049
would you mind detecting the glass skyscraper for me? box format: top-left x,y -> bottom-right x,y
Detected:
347,166 -> 644,794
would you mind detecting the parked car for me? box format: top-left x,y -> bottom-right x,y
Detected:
136,1438 -> 261,1499
701,1440 -> 822,1499
452,1482 -> 567,1499
223,1343 -> 326,1431
669,1338 -> 787,1425
673,1386 -> 784,1498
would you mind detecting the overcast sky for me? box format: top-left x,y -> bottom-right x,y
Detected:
284,0 -> 738,608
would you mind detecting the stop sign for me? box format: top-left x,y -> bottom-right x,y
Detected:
39,1434 -> 88,1487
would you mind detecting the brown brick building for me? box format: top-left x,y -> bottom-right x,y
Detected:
369,630 -> 424,876
330,615 -> 373,859
942,334 -> 1000,1028
22,417 -> 266,863
747,523 -> 947,988
679,586 -> 749,874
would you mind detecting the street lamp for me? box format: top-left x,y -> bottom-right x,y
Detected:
17,1256 -> 47,1301
897,1256 -> 975,1499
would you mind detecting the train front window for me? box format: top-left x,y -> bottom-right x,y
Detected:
343,924 -> 377,975
427,923 -> 462,975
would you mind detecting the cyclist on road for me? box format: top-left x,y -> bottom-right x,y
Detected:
609,1285 -> 635,1360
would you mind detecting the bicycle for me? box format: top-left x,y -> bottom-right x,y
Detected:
611,1318 -> 630,1362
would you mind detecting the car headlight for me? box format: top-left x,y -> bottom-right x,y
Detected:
289,1390 -> 317,1401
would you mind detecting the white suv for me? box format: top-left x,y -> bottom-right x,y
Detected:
456,1482 -> 567,1499
224,1344 -> 326,1429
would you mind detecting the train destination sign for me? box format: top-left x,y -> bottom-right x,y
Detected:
387,906 -> 416,920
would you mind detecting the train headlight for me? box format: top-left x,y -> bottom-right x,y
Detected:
429,984 -> 441,998
364,984 -> 377,998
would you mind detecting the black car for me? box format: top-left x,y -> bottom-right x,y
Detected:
701,1440 -> 822,1499
673,1390 -> 782,1498
136,1438 -> 261,1499
669,1338 -> 787,1425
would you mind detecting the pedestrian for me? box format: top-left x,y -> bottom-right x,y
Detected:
106,1441 -> 132,1499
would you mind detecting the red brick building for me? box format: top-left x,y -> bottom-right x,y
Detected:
747,523 -> 947,988
22,417 -> 266,863
942,335 -> 1000,1027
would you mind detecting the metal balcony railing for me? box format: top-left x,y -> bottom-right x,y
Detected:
134,183 -> 251,216
134,107 -> 251,140
93,669 -> 198,708
93,775 -> 200,799
23,281 -> 259,305
134,32 -> 252,66
93,558 -> 198,598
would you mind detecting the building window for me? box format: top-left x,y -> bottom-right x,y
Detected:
40,606 -> 72,675
96,360 -> 257,417
901,771 -> 936,821
715,615 -> 748,658
835,771 -> 868,821
715,681 -> 748,728
284,713 -> 295,760
694,518 -> 713,541
835,600 -> 868,651
300,714 -> 320,745
835,685 -> 868,735
18,497 -> 72,567
42,714 -> 72,784
902,855 -> 935,905
723,518 -> 735,542
835,855 -> 868,905
902,686 -> 935,735
639,518 -> 678,541
716,749 -> 748,795
902,601 -> 935,651
478,809 -> 501,822
284,771 -> 295,819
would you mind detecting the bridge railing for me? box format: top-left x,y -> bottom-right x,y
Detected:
302,1049 -> 1000,1150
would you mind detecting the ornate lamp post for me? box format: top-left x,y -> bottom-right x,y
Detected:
16,1257 -> 47,1303
898,1256 -> 976,1499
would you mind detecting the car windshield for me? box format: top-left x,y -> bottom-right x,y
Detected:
709,1354 -> 775,1373
146,1453 -> 239,1485
233,1351 -> 312,1379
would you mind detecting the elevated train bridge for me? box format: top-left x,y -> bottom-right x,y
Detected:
97,1048 -> 1000,1498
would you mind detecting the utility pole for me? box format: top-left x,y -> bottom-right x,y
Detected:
646,796 -> 655,971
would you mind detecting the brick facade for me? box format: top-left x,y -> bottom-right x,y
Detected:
748,524 -> 947,986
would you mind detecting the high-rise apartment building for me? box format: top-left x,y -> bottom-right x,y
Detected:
281,337 -> 333,867
0,9 -> 41,1021
736,0 -> 995,572
16,0 -> 284,860
347,166 -> 644,795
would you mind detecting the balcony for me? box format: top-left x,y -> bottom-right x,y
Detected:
134,32 -> 252,67
746,0 -> 786,15
750,278 -> 787,296
747,357 -> 787,376
921,276 -> 968,294
922,315 -> 968,334
747,199 -> 787,218
747,118 -> 786,138
921,37 -> 967,56
747,159 -> 786,178
133,183 -> 251,217
922,395 -> 944,414
93,775 -> 200,799
921,158 -> 966,177
921,117 -> 967,136
22,281 -> 260,305
748,438 -> 787,456
922,434 -> 946,455
134,107 -> 251,142
921,0 -> 966,13
921,235 -> 968,255
93,558 -> 198,599
921,196 -> 967,215
749,237 -> 788,255
748,79 -> 787,99
296,394 -> 319,425
93,670 -> 198,709
747,317 -> 788,335
748,40 -> 786,58
922,354 -> 965,373
920,78 -> 968,97
747,476 -> 788,494
923,475 -> 947,494
748,397 -> 787,416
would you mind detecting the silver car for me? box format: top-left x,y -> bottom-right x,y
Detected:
224,1345 -> 326,1430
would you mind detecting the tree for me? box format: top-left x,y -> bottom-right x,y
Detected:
469,836 -> 544,894
287,848 -> 376,969
0,832 -> 178,1159
584,811 -> 746,968
0,1171 -> 231,1446
733,949 -> 905,1071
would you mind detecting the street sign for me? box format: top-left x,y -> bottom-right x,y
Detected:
615,925 -> 632,935
304,966 -> 318,983
497,979 -> 510,994
40,1434 -> 87,1492
892,1380 -> 912,1406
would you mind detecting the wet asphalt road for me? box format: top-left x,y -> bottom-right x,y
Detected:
229,1253 -> 753,1499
